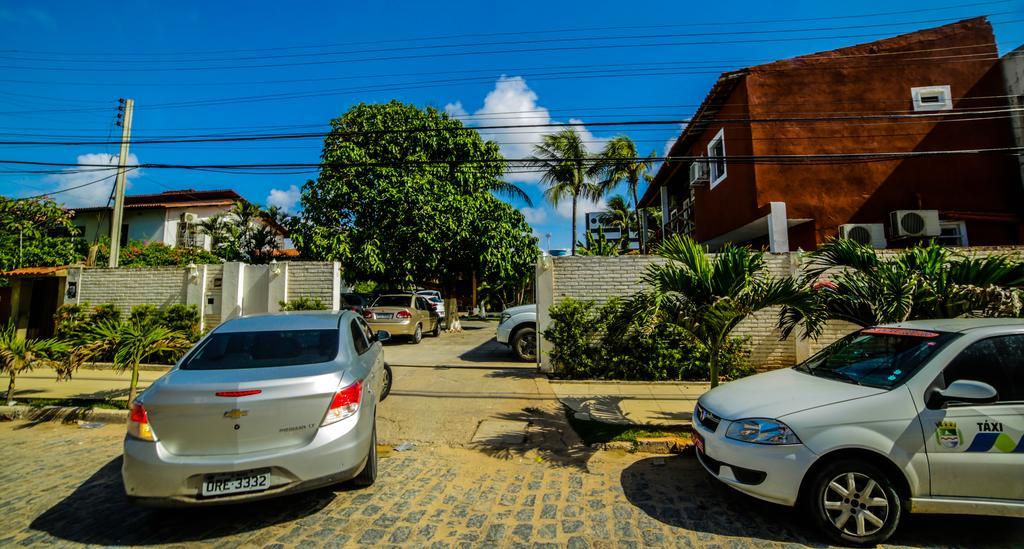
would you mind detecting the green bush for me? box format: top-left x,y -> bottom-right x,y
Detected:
161,304 -> 201,341
90,303 -> 121,325
129,304 -> 161,326
94,239 -> 221,267
279,297 -> 328,311
543,298 -> 753,382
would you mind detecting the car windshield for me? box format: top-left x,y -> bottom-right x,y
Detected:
795,327 -> 958,389
428,297 -> 442,303
373,295 -> 412,307
180,330 -> 339,370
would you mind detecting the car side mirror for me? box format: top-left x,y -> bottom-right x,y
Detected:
930,380 -> 998,408
375,330 -> 392,343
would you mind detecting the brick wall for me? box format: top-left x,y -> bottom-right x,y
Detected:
78,266 -> 188,316
286,263 -> 335,305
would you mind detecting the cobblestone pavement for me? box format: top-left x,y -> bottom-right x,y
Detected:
2,422 -> 1023,548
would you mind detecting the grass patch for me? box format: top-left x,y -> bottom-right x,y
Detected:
20,398 -> 129,410
566,406 -> 690,445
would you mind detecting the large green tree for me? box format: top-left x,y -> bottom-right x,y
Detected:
0,197 -> 85,272
293,101 -> 536,295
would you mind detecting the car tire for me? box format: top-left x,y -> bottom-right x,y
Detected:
410,324 -> 422,344
430,320 -> 441,337
806,458 -> 902,547
380,364 -> 392,401
511,326 -> 537,362
351,421 -> 378,488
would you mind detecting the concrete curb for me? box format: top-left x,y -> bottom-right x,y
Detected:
597,436 -> 693,454
0,405 -> 128,424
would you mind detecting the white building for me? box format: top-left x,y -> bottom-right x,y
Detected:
70,189 -> 286,250
584,211 -> 640,251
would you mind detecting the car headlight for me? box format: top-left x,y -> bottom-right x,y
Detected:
499,313 -> 511,325
725,418 -> 800,445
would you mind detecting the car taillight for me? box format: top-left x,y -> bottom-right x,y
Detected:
361,309 -> 375,320
322,380 -> 363,426
127,401 -> 157,441
396,310 -> 412,319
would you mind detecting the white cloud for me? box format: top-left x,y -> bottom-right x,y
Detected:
569,118 -> 609,155
443,101 -> 468,118
45,152 -> 140,207
266,184 -> 301,213
519,206 -> 547,224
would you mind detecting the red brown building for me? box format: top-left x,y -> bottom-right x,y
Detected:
641,18 -> 1024,251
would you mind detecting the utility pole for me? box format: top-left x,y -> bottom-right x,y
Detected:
108,98 -> 134,268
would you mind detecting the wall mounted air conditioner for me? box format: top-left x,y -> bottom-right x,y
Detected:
838,223 -> 887,248
689,160 -> 708,186
889,210 -> 940,239
181,212 -> 199,224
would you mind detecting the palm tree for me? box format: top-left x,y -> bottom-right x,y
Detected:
530,129 -> 594,256
605,195 -> 633,251
590,136 -> 658,253
780,239 -> 1024,338
611,235 -> 812,387
576,228 -> 621,256
79,319 -> 191,404
0,321 -> 67,405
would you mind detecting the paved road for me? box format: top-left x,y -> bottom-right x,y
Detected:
377,320 -> 561,448
2,422 -> 1022,548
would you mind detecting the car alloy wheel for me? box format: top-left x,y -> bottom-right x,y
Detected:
823,472 -> 890,537
513,327 -> 537,362
411,324 -> 422,344
807,459 -> 901,547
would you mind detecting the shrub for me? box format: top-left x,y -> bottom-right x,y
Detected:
94,239 -> 221,267
161,304 -> 201,341
90,303 -> 121,324
279,297 -> 328,311
129,304 -> 161,326
543,297 -> 753,382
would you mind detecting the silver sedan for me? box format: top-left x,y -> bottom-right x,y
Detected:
122,311 -> 392,506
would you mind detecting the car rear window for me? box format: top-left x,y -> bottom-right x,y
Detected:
180,329 -> 339,370
795,328 -> 958,388
373,295 -> 412,307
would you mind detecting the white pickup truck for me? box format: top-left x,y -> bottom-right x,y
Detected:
496,304 -> 537,362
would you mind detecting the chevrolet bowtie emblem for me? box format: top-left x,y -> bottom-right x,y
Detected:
224,409 -> 248,419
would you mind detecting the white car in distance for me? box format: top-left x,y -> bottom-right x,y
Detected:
693,320 -> 1024,546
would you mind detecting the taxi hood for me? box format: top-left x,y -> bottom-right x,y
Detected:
699,368 -> 886,420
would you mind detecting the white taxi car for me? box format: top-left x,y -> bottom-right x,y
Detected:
693,319 -> 1023,546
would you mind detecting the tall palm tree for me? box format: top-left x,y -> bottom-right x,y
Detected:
611,235 -> 813,387
605,195 -> 633,250
780,239 -> 1024,338
590,136 -> 658,253
530,129 -> 594,256
79,319 -> 191,404
0,321 -> 67,405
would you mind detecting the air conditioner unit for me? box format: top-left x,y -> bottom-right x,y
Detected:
838,223 -> 887,248
889,210 -> 941,239
181,212 -> 199,224
689,160 -> 708,185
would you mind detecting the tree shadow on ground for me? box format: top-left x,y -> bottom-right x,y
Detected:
622,455 -> 1024,547
30,456 -> 342,545
468,406 -> 596,470
484,368 -> 540,379
12,407 -> 107,430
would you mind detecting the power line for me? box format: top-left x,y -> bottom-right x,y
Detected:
1,13 -> 1012,67
1,107 -> 1020,146
5,0 -> 1011,57
19,170 -> 126,200
2,19 -> 1020,74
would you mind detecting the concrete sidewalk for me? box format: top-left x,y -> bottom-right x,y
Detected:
550,380 -> 708,427
11,367 -> 166,403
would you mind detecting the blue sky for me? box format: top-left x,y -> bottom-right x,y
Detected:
1,0 -> 1021,250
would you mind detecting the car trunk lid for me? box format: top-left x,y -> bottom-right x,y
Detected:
145,364 -> 343,456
